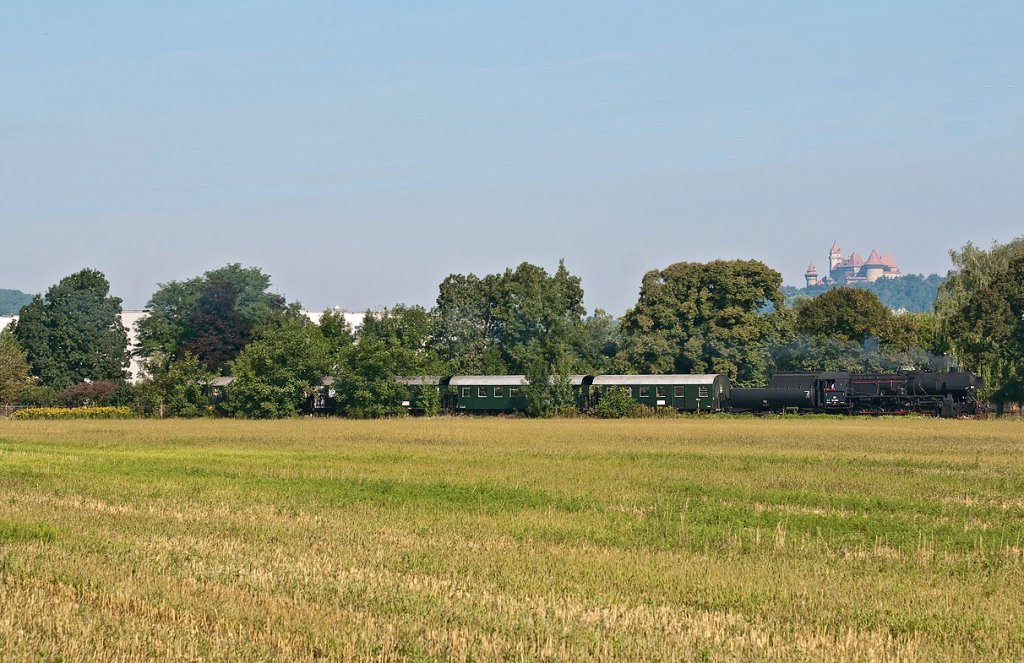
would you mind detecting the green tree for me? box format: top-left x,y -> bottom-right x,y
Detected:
334,305 -> 442,418
13,269 -> 128,389
146,353 -> 213,418
774,291 -> 941,373
520,347 -> 576,418
619,260 -> 785,386
432,273 -> 497,374
935,238 -> 1024,404
944,253 -> 1024,405
223,319 -> 331,419
432,260 -> 586,375
318,309 -> 356,355
794,287 -> 892,344
573,309 -> 620,374
136,264 -> 287,370
935,237 -> 1024,320
0,328 -> 33,406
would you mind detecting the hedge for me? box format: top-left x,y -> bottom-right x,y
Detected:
11,406 -> 135,420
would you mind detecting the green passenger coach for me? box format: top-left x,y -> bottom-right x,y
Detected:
395,374 -> 730,414
588,374 -> 730,412
447,375 -> 529,412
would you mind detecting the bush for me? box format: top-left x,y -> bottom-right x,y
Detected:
417,384 -> 441,417
16,384 -> 59,407
12,406 -> 134,420
590,387 -> 643,418
61,380 -> 121,407
590,387 -> 682,419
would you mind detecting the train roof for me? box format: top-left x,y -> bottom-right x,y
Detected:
449,375 -> 527,386
394,376 -> 444,386
448,375 -> 588,386
592,374 -> 724,386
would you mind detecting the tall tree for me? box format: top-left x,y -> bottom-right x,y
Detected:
573,309 -> 620,374
432,273 -> 498,374
794,287 -> 892,344
151,353 -> 213,418
618,260 -> 785,386
935,237 -> 1024,320
431,260 -> 586,375
0,328 -> 33,405
334,305 -> 442,418
13,269 -> 128,389
136,263 -> 287,369
944,253 -> 1024,405
224,318 -> 331,419
181,282 -> 253,373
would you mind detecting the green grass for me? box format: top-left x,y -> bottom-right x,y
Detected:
1,418 -> 1023,661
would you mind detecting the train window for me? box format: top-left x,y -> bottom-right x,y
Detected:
674,386 -> 685,397
493,387 -> 503,398
478,387 -> 487,398
510,387 -> 520,397
639,387 -> 650,397
698,386 -> 709,398
656,386 -> 666,398
461,387 -> 470,398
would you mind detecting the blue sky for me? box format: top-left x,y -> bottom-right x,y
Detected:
2,1 -> 1021,314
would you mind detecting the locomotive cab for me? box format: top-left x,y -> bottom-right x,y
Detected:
816,372 -> 851,411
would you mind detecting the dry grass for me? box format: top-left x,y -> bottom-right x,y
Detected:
1,417 -> 1023,661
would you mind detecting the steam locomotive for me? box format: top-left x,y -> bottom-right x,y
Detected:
729,370 -> 985,417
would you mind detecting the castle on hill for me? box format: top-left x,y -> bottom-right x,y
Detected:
804,241 -> 902,287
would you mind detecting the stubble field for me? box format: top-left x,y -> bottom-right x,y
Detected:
1,417 -> 1023,661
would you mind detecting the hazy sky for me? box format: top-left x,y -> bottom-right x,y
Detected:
2,2 -> 1021,314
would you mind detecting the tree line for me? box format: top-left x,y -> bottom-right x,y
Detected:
2,238 -> 1022,417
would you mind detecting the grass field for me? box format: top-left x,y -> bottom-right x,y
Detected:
2,417 -> 1023,661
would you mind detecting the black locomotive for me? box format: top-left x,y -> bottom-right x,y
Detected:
730,370 -> 985,417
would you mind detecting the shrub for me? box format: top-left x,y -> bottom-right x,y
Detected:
590,388 -> 682,419
16,384 -> 59,407
590,387 -> 643,418
12,406 -> 134,420
61,380 -> 121,407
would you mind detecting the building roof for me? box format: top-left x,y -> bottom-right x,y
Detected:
836,252 -> 865,268
806,262 -> 817,274
592,374 -> 723,386
831,241 -> 841,253
865,250 -> 884,266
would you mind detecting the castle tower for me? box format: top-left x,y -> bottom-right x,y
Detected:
829,241 -> 842,272
863,250 -> 885,282
804,262 -> 819,287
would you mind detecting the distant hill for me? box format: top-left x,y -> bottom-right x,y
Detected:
0,289 -> 33,315
783,274 -> 946,313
